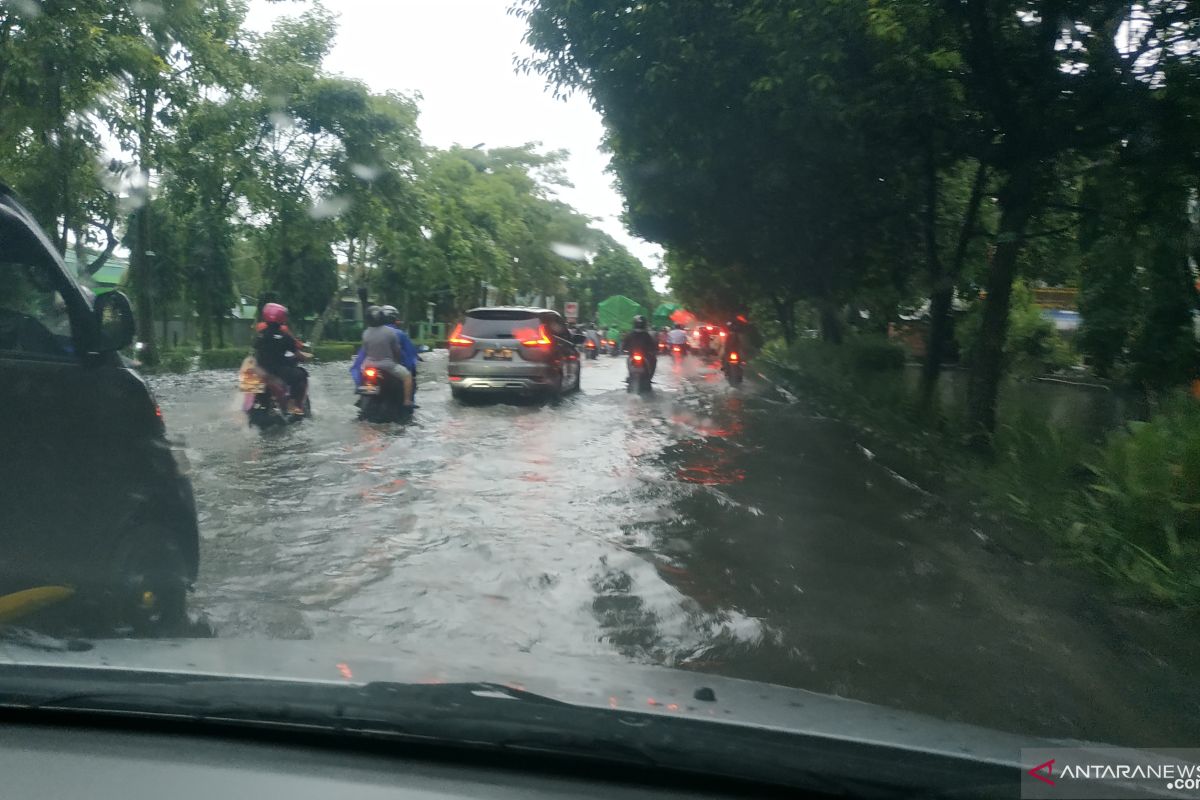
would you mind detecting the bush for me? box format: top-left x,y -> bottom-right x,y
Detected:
311,343 -> 357,362
957,282 -> 1078,376
199,348 -> 250,370
1064,397 -> 1200,604
157,349 -> 195,374
845,337 -> 907,371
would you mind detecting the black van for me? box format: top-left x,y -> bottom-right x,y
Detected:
0,185 -> 199,633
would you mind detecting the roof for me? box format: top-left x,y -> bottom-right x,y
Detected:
62,249 -> 130,285
466,306 -> 559,316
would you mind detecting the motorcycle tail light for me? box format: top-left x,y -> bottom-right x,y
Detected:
364,366 -> 379,382
729,352 -> 740,362
632,353 -> 644,363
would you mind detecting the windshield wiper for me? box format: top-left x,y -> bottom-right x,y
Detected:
0,664 -> 1016,798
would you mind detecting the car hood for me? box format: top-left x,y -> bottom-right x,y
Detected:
0,635 -> 1069,761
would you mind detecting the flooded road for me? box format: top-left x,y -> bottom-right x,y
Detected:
150,352 -> 1199,746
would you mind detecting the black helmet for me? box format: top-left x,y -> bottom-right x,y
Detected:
380,305 -> 399,324
632,315 -> 647,331
674,322 -> 683,329
366,305 -> 385,326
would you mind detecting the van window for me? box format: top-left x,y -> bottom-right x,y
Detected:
0,259 -> 76,360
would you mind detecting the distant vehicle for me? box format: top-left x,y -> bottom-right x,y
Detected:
723,349 -> 745,386
447,307 -> 582,399
693,324 -> 721,356
0,184 -> 199,633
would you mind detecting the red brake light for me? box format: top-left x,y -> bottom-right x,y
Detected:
729,352 -> 739,362
673,346 -> 681,352
518,325 -> 552,347
449,324 -> 474,347
154,405 -> 163,419
364,367 -> 378,381
632,353 -> 644,363
719,331 -> 727,338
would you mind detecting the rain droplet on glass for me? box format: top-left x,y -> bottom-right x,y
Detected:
309,196 -> 351,220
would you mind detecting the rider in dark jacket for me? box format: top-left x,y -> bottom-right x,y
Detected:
253,303 -> 310,413
622,315 -> 658,379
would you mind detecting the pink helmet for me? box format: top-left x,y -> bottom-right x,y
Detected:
261,302 -> 288,324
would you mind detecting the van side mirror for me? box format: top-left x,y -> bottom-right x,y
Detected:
94,291 -> 135,352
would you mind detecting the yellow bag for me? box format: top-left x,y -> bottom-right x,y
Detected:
238,355 -> 266,393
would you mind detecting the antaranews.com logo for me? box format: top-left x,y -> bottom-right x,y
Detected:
1021,748 -> 1200,799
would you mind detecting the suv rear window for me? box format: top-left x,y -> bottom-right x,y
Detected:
462,310 -> 539,339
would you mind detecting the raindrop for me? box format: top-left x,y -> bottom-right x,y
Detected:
550,242 -> 588,261
349,163 -> 382,181
131,1 -> 164,20
11,0 -> 41,17
309,195 -> 351,220
268,111 -> 296,131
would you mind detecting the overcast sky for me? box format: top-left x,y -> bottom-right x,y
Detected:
245,0 -> 665,278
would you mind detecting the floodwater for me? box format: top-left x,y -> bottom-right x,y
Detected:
146,351 -> 1199,746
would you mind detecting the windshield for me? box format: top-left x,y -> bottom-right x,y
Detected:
2,0 -> 1199,787
462,311 -> 540,339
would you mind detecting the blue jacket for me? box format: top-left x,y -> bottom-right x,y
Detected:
350,326 -> 419,385
391,325 -> 419,373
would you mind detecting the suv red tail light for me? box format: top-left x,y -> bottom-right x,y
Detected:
517,325 -> 552,348
448,324 -> 474,347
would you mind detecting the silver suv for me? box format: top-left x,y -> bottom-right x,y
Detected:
447,307 -> 582,399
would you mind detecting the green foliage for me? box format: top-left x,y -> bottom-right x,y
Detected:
156,348 -> 196,374
310,343 -> 356,362
1065,398 -> 1200,604
957,283 -> 1076,377
845,338 -> 908,372
198,348 -> 249,371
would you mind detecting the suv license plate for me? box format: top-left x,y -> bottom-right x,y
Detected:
485,348 -> 512,360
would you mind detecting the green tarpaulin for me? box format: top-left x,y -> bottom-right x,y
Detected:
596,295 -> 647,334
653,302 -> 683,330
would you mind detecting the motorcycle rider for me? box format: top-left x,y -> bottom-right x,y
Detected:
584,321 -> 603,352
252,302 -> 311,415
361,305 -> 414,408
382,305 -> 420,391
622,315 -> 658,379
666,322 -> 689,353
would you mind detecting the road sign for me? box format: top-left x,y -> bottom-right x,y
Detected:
564,301 -> 579,322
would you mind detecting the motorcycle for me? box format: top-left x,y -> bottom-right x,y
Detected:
239,356 -> 310,428
627,350 -> 653,393
723,350 -> 745,386
607,338 -> 622,357
670,342 -> 687,360
356,364 -> 411,422
584,338 -> 599,360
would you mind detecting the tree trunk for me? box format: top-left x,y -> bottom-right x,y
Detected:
771,295 -> 797,344
818,300 -> 843,344
129,83 -> 158,361
308,287 -> 343,346
199,312 -> 212,351
965,165 -> 1039,447
922,160 -> 988,406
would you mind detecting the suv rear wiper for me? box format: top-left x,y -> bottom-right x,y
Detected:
0,664 -> 1016,798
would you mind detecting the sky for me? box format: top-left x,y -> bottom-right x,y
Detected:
245,0 -> 665,281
